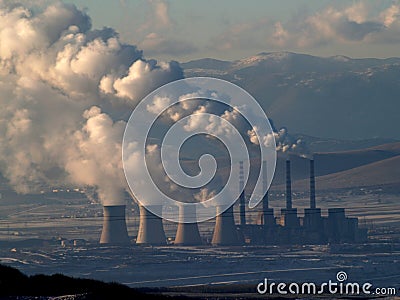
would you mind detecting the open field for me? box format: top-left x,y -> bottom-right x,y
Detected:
0,188 -> 399,295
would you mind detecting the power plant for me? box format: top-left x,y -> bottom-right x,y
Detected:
100,159 -> 368,246
244,159 -> 368,245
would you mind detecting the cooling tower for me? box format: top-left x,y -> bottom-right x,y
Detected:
239,161 -> 246,225
211,205 -> 240,246
100,205 -> 130,245
136,204 -> 167,245
174,204 -> 202,245
281,159 -> 299,228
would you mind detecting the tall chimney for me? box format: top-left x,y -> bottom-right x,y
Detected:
239,161 -> 246,226
286,159 -> 292,209
136,205 -> 167,245
211,205 -> 239,246
310,159 -> 316,209
100,205 -> 130,244
262,160 -> 269,210
303,158 -> 321,231
174,204 -> 202,245
280,159 -> 299,228
262,160 -> 275,227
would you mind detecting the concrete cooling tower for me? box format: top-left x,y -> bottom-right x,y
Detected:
211,205 -> 240,246
136,204 -> 167,245
174,204 -> 202,245
100,205 -> 130,244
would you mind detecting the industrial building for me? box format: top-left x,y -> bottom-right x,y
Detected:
99,159 -> 368,246
240,159 -> 368,245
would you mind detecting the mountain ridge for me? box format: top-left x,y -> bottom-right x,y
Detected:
182,52 -> 400,140
182,52 -> 400,72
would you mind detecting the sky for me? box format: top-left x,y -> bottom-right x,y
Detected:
65,0 -> 400,62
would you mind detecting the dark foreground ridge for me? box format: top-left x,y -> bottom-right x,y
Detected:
3,264 -> 390,299
0,264 -> 178,300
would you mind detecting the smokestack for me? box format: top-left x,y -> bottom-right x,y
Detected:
211,205 -> 240,246
310,159 -> 316,209
304,158 -> 321,231
262,160 -> 269,210
239,161 -> 246,225
262,160 -> 275,226
286,159 -> 292,209
280,159 -> 299,228
174,204 -> 202,245
136,205 -> 167,245
100,205 -> 130,245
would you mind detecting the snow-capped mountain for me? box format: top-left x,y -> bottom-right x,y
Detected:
181,52 -> 400,140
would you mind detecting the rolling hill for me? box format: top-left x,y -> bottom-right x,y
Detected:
267,142 -> 400,192
288,155 -> 400,191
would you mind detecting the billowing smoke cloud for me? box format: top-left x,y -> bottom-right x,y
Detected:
142,90 -> 246,203
145,89 -> 309,158
144,88 -> 310,158
64,106 -> 127,203
0,2 -> 183,205
248,123 -> 310,158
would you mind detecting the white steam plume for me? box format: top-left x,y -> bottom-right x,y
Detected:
0,2 -> 183,205
248,125 -> 310,158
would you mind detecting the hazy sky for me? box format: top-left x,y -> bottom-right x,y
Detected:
64,0 -> 400,62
